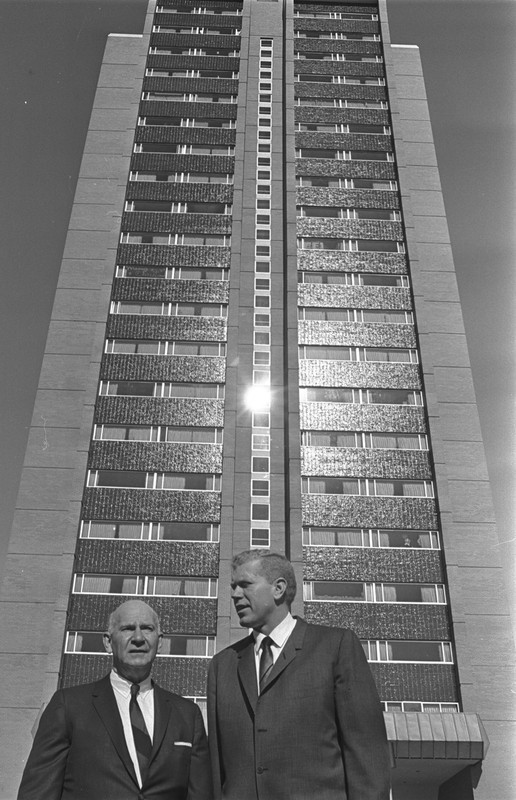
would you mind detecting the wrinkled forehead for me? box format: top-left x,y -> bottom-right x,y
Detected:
110,600 -> 159,629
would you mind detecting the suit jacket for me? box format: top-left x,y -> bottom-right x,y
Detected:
208,619 -> 391,800
18,674 -> 212,800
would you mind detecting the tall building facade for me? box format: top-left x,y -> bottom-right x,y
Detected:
1,1 -> 514,798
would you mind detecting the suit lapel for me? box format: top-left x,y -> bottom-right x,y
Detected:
151,684 -> 172,762
236,635 -> 259,712
261,618 -> 307,694
91,676 -> 139,785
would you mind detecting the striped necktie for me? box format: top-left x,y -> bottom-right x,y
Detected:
259,636 -> 274,693
130,683 -> 152,779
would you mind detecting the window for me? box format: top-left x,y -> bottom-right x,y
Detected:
298,307 -> 413,324
129,171 -> 234,184
302,477 -> 434,498
363,640 -> 453,663
116,265 -> 229,281
66,628 -> 216,657
299,346 -> 418,363
383,701 -> 459,714
298,272 -> 409,287
93,425 -> 222,443
302,527 -> 440,549
99,381 -> 224,399
73,574 -> 217,597
87,470 -> 221,491
105,338 -> 225,355
302,431 -> 428,451
299,387 -> 423,406
80,520 -> 220,541
303,582 -> 446,604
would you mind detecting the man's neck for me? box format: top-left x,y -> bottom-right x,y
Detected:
255,607 -> 290,636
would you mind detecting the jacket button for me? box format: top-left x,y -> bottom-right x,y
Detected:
257,766 -> 264,774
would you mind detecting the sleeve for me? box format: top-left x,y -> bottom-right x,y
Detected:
334,629 -> 392,800
17,690 -> 70,800
186,701 -> 213,800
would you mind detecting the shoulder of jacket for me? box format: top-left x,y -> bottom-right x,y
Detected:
304,622 -> 353,643
211,635 -> 253,662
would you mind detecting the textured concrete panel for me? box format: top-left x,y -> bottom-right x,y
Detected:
429,402 -> 483,442
457,567 -> 512,616
409,189 -> 446,217
433,368 -> 476,403
31,390 -> 92,429
419,333 -> 470,368
4,509 -> 74,556
0,655 -> 50,707
23,427 -> 82,470
62,229 -> 115,260
414,242 -> 455,272
38,354 -> 93,390
441,522 -> 502,568
76,153 -> 132,179
1,554 -> 66,603
49,289 -> 107,322
0,603 -> 55,653
439,442 -> 490,481
56,259 -> 112,290
68,202 -> 122,231
416,302 -> 467,335
73,179 -> 123,205
447,480 -> 496,524
15,466 -> 77,511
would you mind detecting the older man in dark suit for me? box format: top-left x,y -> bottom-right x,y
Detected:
208,550 -> 391,800
18,599 -> 212,800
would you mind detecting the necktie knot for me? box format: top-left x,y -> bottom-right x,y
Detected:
131,683 -> 140,700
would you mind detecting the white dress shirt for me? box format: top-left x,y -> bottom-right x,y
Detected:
110,670 -> 154,788
253,612 -> 297,692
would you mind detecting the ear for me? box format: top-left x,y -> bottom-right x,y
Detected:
103,632 -> 113,655
157,633 -> 163,654
273,576 -> 287,602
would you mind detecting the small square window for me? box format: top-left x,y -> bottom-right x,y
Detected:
253,370 -> 270,385
254,331 -> 270,345
251,527 -> 270,547
252,479 -> 269,496
251,504 -> 269,520
252,412 -> 270,427
253,456 -> 269,472
252,434 -> 270,450
254,351 -> 270,365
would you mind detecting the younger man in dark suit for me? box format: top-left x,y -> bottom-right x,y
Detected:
208,550 -> 391,800
18,599 -> 212,800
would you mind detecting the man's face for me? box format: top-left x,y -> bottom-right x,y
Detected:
231,559 -> 283,633
103,601 -> 162,682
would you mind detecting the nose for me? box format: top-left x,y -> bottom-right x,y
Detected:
231,585 -> 243,600
131,626 -> 145,644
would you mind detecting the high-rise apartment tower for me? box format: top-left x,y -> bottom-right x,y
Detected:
1,1 -> 514,798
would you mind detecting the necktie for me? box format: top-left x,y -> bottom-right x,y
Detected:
130,684 -> 152,779
259,636 -> 274,693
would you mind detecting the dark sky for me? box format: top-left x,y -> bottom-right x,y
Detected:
0,0 -> 514,619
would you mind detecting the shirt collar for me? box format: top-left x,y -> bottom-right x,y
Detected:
110,669 -> 153,697
253,612 -> 296,653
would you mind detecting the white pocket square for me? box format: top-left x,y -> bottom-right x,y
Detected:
174,741 -> 192,747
